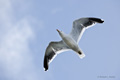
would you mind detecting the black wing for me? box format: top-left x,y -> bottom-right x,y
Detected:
44,41 -> 69,71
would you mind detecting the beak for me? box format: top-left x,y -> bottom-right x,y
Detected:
56,29 -> 60,32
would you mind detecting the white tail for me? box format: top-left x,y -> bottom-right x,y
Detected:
77,50 -> 85,59
78,53 -> 85,59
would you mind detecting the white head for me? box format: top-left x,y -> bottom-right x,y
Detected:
56,29 -> 66,37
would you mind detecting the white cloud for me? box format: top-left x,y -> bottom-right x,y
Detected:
0,0 -> 44,80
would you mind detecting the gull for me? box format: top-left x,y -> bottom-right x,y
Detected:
43,17 -> 104,71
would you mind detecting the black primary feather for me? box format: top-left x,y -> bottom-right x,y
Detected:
89,17 -> 104,23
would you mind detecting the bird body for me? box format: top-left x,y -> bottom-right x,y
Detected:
43,17 -> 104,71
57,29 -> 84,58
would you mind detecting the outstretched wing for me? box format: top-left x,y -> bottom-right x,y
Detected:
70,17 -> 104,43
43,41 -> 70,71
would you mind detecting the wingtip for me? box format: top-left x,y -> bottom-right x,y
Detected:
89,17 -> 104,23
44,68 -> 48,71
101,19 -> 104,23
44,56 -> 49,71
99,18 -> 104,23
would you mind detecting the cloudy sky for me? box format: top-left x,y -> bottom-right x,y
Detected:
0,0 -> 120,80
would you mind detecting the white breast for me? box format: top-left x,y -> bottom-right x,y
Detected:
61,34 -> 79,52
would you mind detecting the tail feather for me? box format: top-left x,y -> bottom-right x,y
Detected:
79,53 -> 85,59
78,51 -> 85,59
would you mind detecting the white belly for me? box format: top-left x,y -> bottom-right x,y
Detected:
62,35 -> 79,52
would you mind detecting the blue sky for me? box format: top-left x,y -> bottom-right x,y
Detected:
0,0 -> 120,80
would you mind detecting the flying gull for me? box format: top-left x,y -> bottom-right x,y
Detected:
43,17 -> 104,71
